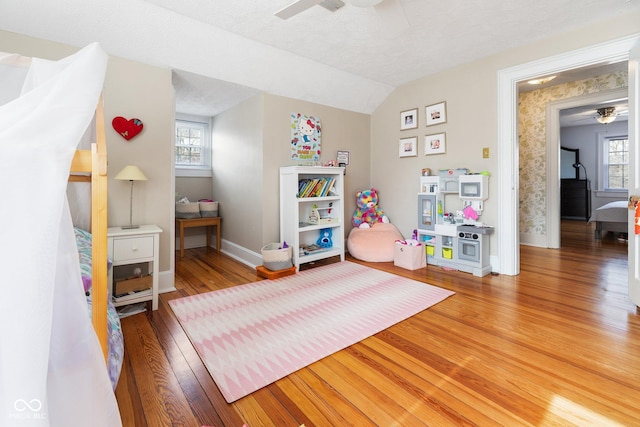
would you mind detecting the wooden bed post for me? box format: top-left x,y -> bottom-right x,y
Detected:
92,98 -> 109,361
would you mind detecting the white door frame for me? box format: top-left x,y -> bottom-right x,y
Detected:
546,88 -> 629,249
497,34 -> 640,275
628,40 -> 640,307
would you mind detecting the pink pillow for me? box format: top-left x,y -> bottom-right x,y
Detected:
347,223 -> 404,262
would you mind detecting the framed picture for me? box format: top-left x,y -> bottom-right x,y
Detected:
336,150 -> 350,165
425,101 -> 447,126
424,133 -> 446,155
400,108 -> 418,130
399,136 -> 417,157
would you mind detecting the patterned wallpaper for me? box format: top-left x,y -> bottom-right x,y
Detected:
518,71 -> 628,237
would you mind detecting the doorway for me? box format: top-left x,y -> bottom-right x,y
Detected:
546,88 -> 629,248
497,34 -> 639,276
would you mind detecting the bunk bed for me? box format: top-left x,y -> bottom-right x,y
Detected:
0,43 -> 122,425
69,100 -> 124,387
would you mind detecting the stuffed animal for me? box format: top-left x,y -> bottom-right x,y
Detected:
352,188 -> 389,228
316,228 -> 333,248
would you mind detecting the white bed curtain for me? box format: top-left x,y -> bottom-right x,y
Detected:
0,44 -> 121,426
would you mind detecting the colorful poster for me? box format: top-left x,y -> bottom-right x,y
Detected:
290,113 -> 321,162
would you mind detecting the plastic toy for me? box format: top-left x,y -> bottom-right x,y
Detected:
316,228 -> 333,248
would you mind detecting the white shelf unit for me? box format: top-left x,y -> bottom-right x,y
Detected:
280,166 -> 345,270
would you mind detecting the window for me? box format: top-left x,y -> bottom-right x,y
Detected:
175,115 -> 211,177
600,135 -> 628,191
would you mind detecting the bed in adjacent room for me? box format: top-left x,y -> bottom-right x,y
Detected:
588,200 -> 629,239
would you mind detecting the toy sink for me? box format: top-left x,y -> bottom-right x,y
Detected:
435,224 -> 458,236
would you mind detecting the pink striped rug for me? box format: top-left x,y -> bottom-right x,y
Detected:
169,261 -> 454,403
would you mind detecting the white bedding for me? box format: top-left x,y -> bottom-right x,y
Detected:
589,200 -> 629,223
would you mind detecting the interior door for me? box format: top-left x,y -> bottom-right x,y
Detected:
628,40 -> 640,307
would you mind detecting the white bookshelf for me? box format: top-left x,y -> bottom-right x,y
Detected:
279,166 -> 345,270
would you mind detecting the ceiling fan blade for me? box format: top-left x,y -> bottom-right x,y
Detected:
373,0 -> 409,28
319,0 -> 346,12
275,0 -> 323,19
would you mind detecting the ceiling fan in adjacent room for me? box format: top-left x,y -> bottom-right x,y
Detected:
562,101 -> 628,127
275,0 -> 386,20
595,106 -> 622,124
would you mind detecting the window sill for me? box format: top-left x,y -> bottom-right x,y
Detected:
175,168 -> 212,178
594,190 -> 628,198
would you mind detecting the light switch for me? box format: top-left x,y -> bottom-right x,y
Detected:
482,147 -> 490,158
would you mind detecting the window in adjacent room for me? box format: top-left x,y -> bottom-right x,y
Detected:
175,114 -> 212,177
599,134 -> 628,191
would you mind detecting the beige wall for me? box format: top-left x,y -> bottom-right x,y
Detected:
211,94 -> 264,256
370,11 -> 640,260
1,30 -> 175,283
213,93 -> 371,262
175,177 -> 213,203
261,93 -> 371,247
3,8 -> 638,273
104,56 -> 174,274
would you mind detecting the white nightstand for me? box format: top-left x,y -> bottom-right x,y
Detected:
107,225 -> 162,311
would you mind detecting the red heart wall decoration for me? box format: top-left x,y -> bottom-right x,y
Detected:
112,116 -> 144,141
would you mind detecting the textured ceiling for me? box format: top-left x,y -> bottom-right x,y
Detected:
1,0 -> 638,115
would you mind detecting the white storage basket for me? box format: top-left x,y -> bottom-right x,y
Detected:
199,201 -> 219,217
175,202 -> 201,219
261,243 -> 293,271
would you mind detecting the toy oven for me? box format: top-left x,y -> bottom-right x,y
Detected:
458,231 -> 481,262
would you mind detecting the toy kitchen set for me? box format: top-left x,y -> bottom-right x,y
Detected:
417,168 -> 494,277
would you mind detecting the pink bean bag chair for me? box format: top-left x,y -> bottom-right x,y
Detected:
347,222 -> 404,262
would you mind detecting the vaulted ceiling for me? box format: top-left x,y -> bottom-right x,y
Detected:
1,0 -> 638,115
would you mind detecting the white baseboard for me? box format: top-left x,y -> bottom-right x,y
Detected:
220,239 -> 261,269
519,232 -> 547,248
158,270 -> 176,294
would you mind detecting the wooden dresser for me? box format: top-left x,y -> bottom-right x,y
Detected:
561,179 -> 591,221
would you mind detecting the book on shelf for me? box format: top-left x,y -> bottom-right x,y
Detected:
297,177 -> 336,198
300,243 -> 328,255
297,179 -> 316,197
325,178 -> 335,196
307,179 -> 322,197
316,179 -> 329,197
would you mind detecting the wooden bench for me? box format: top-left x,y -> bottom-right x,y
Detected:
175,217 -> 222,258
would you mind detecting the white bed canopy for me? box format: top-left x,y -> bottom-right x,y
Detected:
0,44 -> 121,426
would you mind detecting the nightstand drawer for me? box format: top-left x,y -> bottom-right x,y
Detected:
112,236 -> 154,261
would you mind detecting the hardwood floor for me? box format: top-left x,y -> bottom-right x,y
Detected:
115,221 -> 639,426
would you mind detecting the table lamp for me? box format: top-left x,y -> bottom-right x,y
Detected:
115,165 -> 147,229
572,162 -> 588,181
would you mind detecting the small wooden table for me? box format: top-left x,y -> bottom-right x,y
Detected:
176,217 -> 222,258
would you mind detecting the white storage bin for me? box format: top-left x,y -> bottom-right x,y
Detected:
261,243 -> 293,271
175,202 -> 201,219
199,201 -> 219,217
